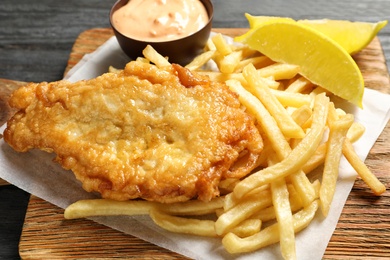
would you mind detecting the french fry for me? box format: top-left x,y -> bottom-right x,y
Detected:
211,33 -> 233,56
285,76 -> 313,93
302,143 -> 327,174
198,71 -> 246,84
235,55 -> 273,73
64,197 -> 224,219
219,50 -> 243,73
291,105 -> 313,129
230,218 -> 262,238
161,197 -> 224,216
312,179 -> 321,198
215,188 -> 272,236
320,105 -> 354,216
135,57 -> 150,63
149,208 -> 218,237
271,177 -> 296,260
287,170 -> 318,207
346,121 -> 366,143
270,89 -> 312,108
343,139 -> 386,195
142,45 -> 171,67
267,154 -> 300,260
259,76 -> 281,89
257,63 -> 300,80
289,105 -> 312,149
64,199 -> 156,219
185,50 -> 216,70
204,38 -> 216,51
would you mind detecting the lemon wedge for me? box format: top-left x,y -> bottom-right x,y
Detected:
246,14 -> 294,28
235,20 -> 365,107
245,13 -> 388,54
298,19 -> 387,54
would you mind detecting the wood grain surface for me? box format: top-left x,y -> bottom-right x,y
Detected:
1,28 -> 388,259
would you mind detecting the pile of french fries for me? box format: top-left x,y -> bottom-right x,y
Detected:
65,33 -> 386,259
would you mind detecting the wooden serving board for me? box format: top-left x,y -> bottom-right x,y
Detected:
1,28 -> 388,259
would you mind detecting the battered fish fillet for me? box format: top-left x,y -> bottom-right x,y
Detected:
4,61 -> 263,203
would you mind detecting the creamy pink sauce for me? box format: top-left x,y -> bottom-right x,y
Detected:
112,0 -> 209,42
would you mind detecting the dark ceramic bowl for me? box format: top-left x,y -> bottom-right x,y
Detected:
110,0 -> 213,66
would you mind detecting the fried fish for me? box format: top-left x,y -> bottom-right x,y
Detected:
4,61 -> 263,203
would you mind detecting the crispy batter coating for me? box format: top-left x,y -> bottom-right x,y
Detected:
4,61 -> 263,203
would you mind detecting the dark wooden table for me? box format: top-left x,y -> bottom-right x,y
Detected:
1,0 -> 389,259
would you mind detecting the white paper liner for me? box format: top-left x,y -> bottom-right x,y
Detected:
1,34 -> 390,259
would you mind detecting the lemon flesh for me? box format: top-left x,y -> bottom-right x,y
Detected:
245,13 -> 387,54
235,20 -> 365,107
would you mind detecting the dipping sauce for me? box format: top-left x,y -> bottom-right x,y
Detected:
112,0 -> 209,42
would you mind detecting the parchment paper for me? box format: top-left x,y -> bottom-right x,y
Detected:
1,35 -> 390,259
